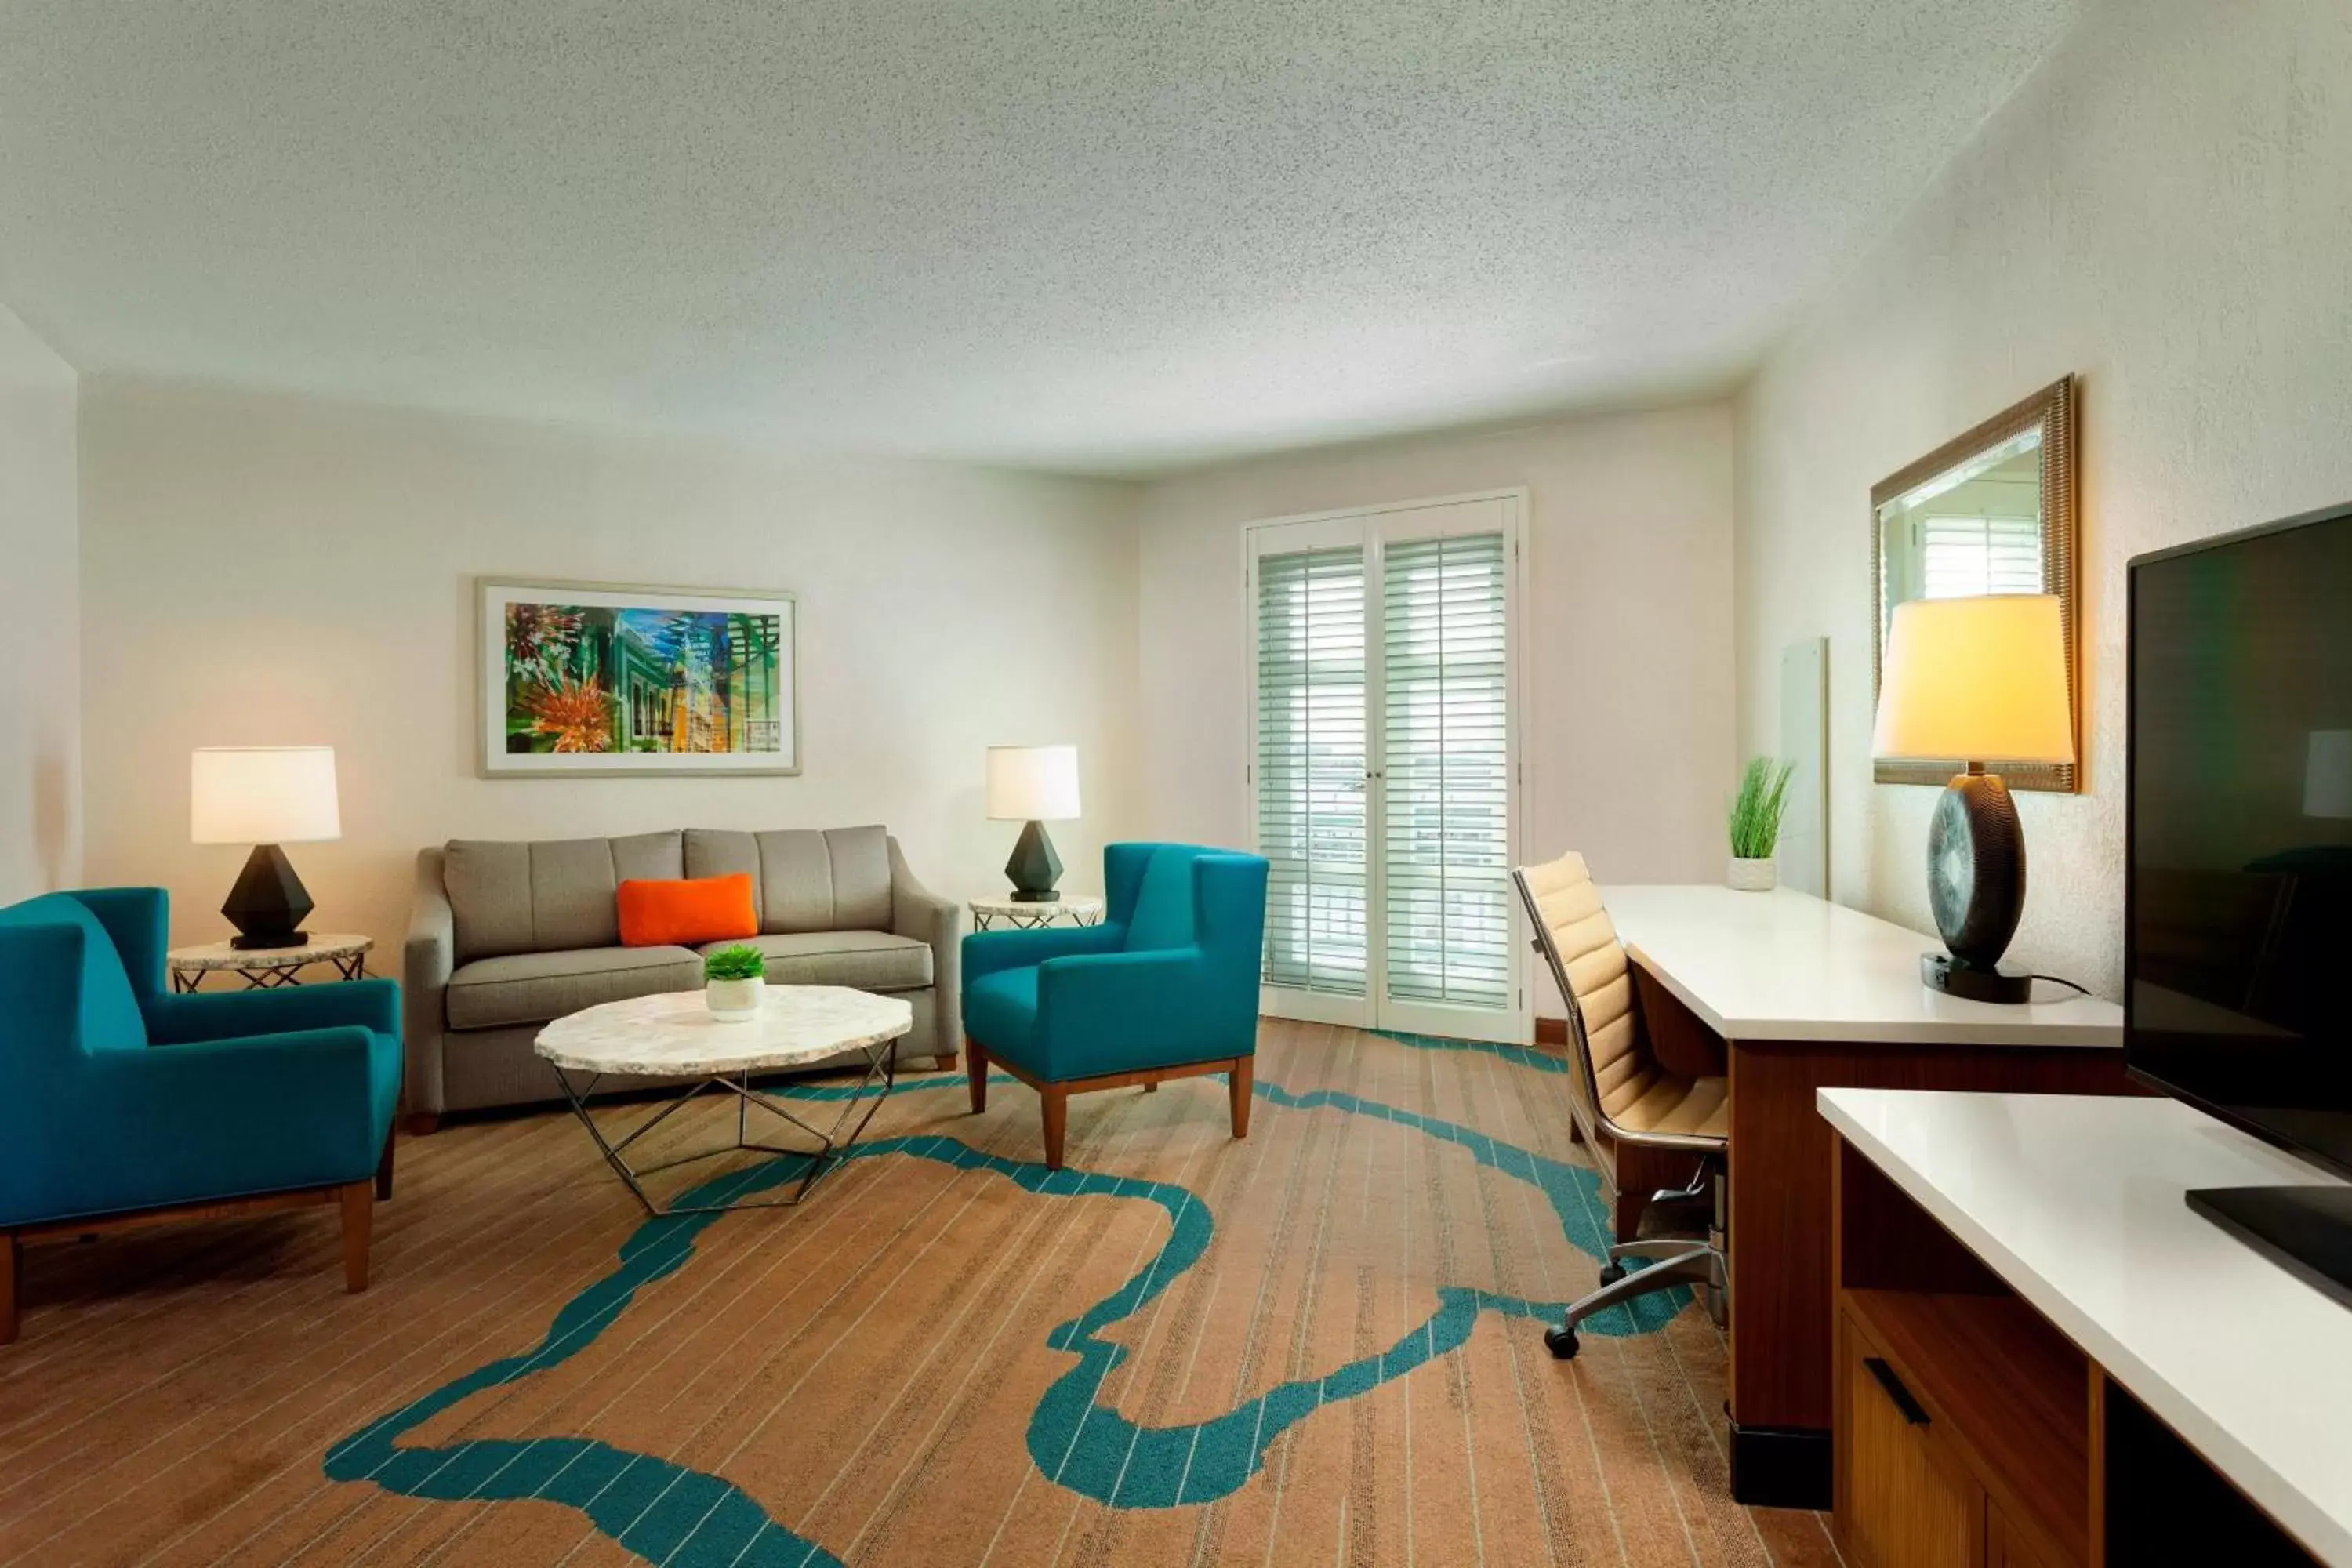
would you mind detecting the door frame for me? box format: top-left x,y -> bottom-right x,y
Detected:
1240,488 -> 1532,1044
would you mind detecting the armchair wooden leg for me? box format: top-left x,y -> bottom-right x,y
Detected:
339,1181 -> 374,1293
1229,1057 -> 1254,1140
405,1112 -> 441,1138
1142,1081 -> 1158,1093
375,1127 -> 397,1202
2,1233 -> 19,1346
937,1051 -> 961,1074
967,1040 -> 990,1114
1040,1086 -> 1068,1171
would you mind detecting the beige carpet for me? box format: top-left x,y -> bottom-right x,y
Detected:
0,1021 -> 1839,1566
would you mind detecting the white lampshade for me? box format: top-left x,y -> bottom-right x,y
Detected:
2307,731 -> 2352,821
1871,596 -> 2075,765
986,744 -> 1080,822
191,746 -> 343,844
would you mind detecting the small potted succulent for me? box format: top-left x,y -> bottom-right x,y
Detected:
703,943 -> 767,1022
1727,756 -> 1795,892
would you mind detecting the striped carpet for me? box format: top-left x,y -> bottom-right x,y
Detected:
0,1022 -> 1839,1566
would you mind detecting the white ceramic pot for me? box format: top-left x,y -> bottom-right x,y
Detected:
1726,856 -> 1777,892
705,976 -> 764,1022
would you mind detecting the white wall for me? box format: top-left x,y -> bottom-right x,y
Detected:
1737,0 -> 2352,996
1136,406 -> 1738,1016
78,379 -> 1142,950
0,303 -> 79,903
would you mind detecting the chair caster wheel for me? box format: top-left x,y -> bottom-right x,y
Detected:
1544,1324 -> 1581,1360
1598,1262 -> 1626,1287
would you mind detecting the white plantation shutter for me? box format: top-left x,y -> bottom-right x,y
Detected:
1380,532 -> 1512,1009
1922,514 -> 2043,600
1255,546 -> 1370,996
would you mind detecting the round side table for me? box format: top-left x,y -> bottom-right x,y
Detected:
969,894 -> 1106,933
167,934 -> 375,993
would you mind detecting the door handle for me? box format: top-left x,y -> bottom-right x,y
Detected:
1863,1357 -> 1930,1426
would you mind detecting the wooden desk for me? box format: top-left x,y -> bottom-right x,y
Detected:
1602,886 -> 2127,1508
1824,1090 -> 2347,1566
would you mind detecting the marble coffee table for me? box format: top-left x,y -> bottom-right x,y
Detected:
535,985 -> 912,1217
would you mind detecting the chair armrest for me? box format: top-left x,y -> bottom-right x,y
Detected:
84,1025 -> 386,1156
964,923 -> 1123,983
888,837 -> 962,1054
144,978 -> 401,1044
1036,947 -> 1229,1076
0,923 -> 86,1057
405,848 -> 455,1116
71,888 -> 171,997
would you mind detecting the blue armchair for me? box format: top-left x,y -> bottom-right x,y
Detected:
961,843 -> 1269,1169
0,888 -> 403,1344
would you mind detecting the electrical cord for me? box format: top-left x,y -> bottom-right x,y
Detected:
2028,973 -> 2092,998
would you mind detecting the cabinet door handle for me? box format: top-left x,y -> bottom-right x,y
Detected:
1864,1357 -> 1930,1426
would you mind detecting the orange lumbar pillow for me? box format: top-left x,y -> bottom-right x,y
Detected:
617,873 -> 759,948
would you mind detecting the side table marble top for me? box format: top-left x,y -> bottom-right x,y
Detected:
968,894 -> 1106,932
534,986 -> 913,1076
169,933 -> 374,971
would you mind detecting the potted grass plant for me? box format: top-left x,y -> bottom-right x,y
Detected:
703,943 -> 767,1022
1727,756 -> 1795,891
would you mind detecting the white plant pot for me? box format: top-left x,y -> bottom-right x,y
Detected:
1726,856 -> 1778,893
705,976 -> 765,1022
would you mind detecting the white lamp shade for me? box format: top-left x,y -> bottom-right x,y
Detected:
191,746 -> 343,844
2307,731 -> 2352,820
1871,595 -> 2075,765
986,744 -> 1080,822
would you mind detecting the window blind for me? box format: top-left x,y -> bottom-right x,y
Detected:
1380,532 -> 1511,1010
1921,514 -> 2042,600
1256,546 -> 1369,996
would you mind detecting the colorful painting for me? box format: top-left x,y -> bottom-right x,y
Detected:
478,580 -> 797,775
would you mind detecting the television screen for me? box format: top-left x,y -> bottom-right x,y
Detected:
2129,503 -> 2352,1178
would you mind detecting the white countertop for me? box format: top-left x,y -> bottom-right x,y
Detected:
1602,884 -> 2122,1046
1820,1088 -> 2352,1565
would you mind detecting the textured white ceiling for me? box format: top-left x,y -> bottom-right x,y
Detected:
0,1 -> 2079,475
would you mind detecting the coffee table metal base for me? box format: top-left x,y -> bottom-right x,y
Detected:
553,1040 -> 899,1217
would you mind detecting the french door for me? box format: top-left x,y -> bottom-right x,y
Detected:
1247,492 -> 1528,1044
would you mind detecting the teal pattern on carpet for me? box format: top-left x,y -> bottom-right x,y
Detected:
325,1039 -> 1684,1564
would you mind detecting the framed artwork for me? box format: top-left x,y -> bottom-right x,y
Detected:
477,579 -> 799,777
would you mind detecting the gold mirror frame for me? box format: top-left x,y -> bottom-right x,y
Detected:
1870,375 -> 2080,793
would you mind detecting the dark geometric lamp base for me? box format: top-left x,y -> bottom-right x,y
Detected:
223,842 -> 315,949
1004,819 -> 1064,903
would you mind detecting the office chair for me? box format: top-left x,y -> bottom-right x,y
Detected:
1514,851 -> 1728,1359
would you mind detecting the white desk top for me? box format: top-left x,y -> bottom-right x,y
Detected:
1820,1089 -> 2352,1566
1602,884 -> 2122,1047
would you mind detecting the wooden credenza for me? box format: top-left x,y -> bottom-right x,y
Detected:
1602,885 -> 2127,1506
1824,1088 -> 2349,1566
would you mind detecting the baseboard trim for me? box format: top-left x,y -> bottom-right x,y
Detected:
1729,1421 -> 1831,1508
1534,1016 -> 1568,1046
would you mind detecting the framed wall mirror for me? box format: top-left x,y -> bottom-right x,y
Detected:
1871,375 -> 2080,791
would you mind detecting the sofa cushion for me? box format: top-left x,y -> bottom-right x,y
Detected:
445,832 -> 685,962
694,931 -> 932,991
618,873 -> 757,948
445,944 -> 702,1031
963,965 -> 1040,1060
684,826 -> 892,935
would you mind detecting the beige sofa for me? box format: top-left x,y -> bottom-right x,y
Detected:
403,826 -> 959,1129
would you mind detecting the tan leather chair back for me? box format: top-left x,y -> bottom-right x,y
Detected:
1515,852 -> 1667,1144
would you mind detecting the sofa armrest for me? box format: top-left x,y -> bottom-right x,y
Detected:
404,848 -> 455,1116
888,837 -> 961,1056
145,978 -> 401,1044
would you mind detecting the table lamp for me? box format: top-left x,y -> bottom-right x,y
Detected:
191,746 -> 342,949
1871,595 -> 2074,1003
986,744 -> 1079,902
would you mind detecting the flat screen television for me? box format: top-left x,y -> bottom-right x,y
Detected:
2129,499 -> 2352,1305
